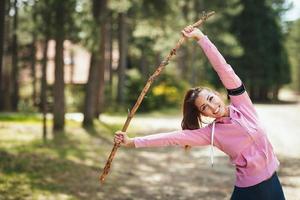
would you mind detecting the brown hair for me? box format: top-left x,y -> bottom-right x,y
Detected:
181,87 -> 207,150
181,87 -> 206,130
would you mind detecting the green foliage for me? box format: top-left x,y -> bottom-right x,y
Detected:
286,19 -> 300,91
65,84 -> 85,113
108,0 -> 132,13
231,0 -> 291,100
2,0 -> 295,114
17,0 -> 84,45
125,69 -> 188,112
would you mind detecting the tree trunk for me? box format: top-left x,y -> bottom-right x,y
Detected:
41,38 -> 49,142
30,9 -> 38,106
11,0 -> 19,111
83,52 -> 99,127
95,19 -> 107,116
31,33 -> 37,106
272,84 -> 279,102
107,11 -> 113,102
53,2 -> 65,132
95,0 -> 108,116
0,0 -> 6,110
83,0 -> 107,127
116,12 -> 128,105
249,81 -> 258,101
258,86 -> 268,102
2,0 -> 11,110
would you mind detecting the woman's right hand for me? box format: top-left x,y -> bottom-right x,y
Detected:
114,131 -> 134,148
181,25 -> 204,41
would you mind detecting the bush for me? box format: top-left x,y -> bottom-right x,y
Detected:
65,84 -> 85,112
125,69 -> 188,112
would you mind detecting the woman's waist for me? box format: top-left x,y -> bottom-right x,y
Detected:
230,141 -> 278,171
235,158 -> 279,187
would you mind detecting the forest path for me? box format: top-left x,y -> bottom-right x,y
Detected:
98,103 -> 300,200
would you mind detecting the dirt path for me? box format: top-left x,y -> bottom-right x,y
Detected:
98,103 -> 300,200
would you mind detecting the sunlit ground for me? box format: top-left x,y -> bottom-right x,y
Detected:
0,90 -> 299,199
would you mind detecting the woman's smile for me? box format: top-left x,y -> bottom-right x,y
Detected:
213,106 -> 220,114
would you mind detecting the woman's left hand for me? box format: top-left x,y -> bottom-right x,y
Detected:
181,25 -> 204,41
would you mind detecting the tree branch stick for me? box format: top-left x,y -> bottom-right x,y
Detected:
99,11 -> 215,184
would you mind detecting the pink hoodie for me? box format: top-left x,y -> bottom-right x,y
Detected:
133,36 -> 279,188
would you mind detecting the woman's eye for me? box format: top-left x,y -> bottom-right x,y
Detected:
202,105 -> 207,111
209,96 -> 213,101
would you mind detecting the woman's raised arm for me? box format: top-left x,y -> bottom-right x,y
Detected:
197,35 -> 242,90
182,26 -> 242,90
182,26 -> 256,111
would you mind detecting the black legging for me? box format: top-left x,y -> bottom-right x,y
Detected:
231,172 -> 285,200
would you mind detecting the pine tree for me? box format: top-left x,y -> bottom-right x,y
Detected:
231,0 -> 291,101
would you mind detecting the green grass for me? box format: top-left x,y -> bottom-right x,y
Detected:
0,112 -> 42,123
0,110 -> 175,199
0,116 -> 121,200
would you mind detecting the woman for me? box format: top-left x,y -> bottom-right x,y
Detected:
114,26 -> 286,200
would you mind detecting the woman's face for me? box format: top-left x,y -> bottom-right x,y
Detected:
194,89 -> 228,118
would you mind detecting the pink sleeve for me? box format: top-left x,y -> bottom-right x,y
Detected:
198,36 -> 241,90
198,36 -> 256,112
133,126 -> 211,148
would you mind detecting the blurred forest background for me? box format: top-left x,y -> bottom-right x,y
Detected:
0,0 -> 300,199
0,0 -> 299,133
0,0 -> 300,130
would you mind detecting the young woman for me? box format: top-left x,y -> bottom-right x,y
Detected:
114,25 -> 286,200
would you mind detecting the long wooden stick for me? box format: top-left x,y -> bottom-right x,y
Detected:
99,11 -> 215,184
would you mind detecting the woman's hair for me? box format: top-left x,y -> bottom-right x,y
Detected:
181,87 -> 209,150
181,87 -> 206,130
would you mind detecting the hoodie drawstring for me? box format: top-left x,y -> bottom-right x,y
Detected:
211,121 -> 216,167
